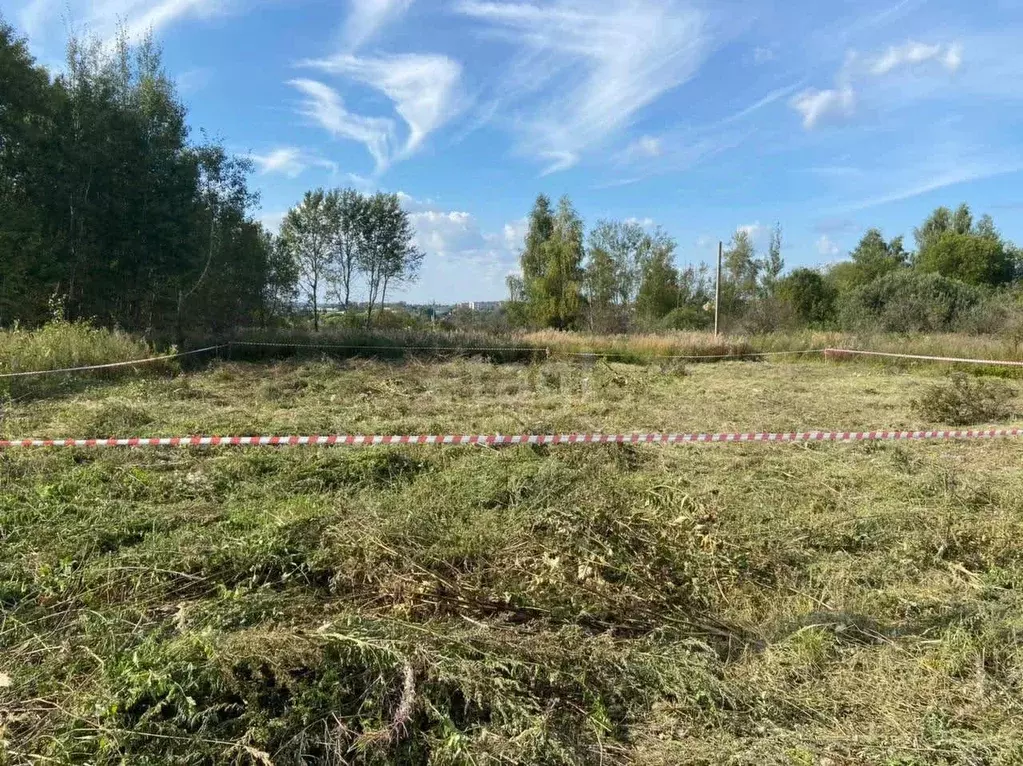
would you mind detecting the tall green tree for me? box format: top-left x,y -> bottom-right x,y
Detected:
0,19 -> 61,325
723,229 -> 759,301
635,231 -> 680,321
830,228 -> 908,291
582,242 -> 617,330
913,204 -> 1014,286
359,192 -> 423,327
520,194 -> 554,289
587,219 -> 646,305
324,187 -> 366,311
281,189 -> 332,331
777,268 -> 836,326
761,223 -> 784,296
916,231 -> 1014,286
531,196 -> 584,329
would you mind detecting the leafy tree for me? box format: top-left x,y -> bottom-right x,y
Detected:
635,231 -> 680,320
281,189 -> 332,331
916,231 -> 1014,286
723,229 -> 759,301
520,194 -> 554,289
324,187 -> 365,311
914,206 -> 953,252
587,219 -> 646,305
259,229 -> 299,327
777,268 -> 836,326
1,24 -> 274,336
834,228 -> 908,288
531,196 -> 584,329
761,223 -> 784,296
582,242 -> 618,331
359,192 -> 423,327
0,19 -> 60,325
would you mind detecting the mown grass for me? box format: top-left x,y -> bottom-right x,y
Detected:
2,359 -> 1023,764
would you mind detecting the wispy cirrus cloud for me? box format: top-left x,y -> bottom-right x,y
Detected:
291,0 -> 462,175
248,146 -> 339,178
343,0 -> 414,50
302,53 -> 463,167
30,0 -> 230,43
841,161 -> 1023,213
456,0 -> 711,175
288,78 -> 396,171
869,40 -> 961,76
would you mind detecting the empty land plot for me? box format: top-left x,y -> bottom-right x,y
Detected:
2,358 -> 1023,765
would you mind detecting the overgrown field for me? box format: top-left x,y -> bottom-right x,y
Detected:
3,358 -> 1023,764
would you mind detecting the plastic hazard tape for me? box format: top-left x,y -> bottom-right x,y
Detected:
1,429 -> 1021,448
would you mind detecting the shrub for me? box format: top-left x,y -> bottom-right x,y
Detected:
913,373 -> 1015,425
839,271 -> 983,333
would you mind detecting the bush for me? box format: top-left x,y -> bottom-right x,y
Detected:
839,271 -> 983,333
913,373 -> 1015,425
660,305 -> 713,331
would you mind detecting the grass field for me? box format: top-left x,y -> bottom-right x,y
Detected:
3,356 -> 1023,764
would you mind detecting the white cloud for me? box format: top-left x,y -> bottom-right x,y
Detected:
249,147 -> 338,178
300,53 -> 463,171
792,38 -> 963,130
625,216 -> 655,227
791,86 -> 855,129
816,234 -> 840,257
18,0 -> 231,55
457,0 -> 710,174
738,221 -> 764,239
259,211 -> 287,234
395,200 -> 523,300
869,40 -> 961,76
620,135 -> 663,161
343,0 -> 415,50
175,67 -> 213,95
410,210 -> 486,255
288,78 -> 396,172
502,218 -> 529,253
753,45 -> 775,64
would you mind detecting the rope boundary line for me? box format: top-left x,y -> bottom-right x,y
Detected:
5,343 -> 1023,380
824,348 -> 1023,367
0,345 -> 227,379
2,429 -> 1020,448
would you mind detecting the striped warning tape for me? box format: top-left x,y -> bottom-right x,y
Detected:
1,429 -> 1020,448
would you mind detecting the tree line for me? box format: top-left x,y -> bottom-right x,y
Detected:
509,195 -> 1023,336
0,21 -> 294,338
0,20 -> 424,338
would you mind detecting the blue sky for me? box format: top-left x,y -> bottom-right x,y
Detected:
12,0 -> 1023,302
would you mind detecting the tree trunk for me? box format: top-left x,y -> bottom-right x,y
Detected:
312,274 -> 319,332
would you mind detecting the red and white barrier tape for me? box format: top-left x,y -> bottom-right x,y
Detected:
1,429 -> 1021,448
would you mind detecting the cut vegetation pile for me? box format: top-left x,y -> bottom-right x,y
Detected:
3,357 -> 1023,764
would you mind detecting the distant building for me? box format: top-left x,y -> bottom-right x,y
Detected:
457,300 -> 504,312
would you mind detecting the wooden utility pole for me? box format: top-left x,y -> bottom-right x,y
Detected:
714,240 -> 722,338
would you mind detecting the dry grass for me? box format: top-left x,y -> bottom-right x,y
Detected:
526,329 -> 1023,364
2,357 -> 1023,764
